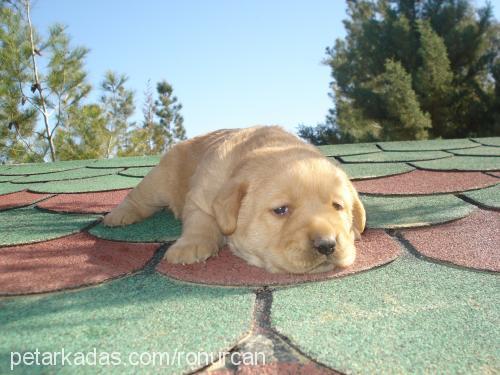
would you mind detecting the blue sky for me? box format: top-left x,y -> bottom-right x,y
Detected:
31,0 -> 499,138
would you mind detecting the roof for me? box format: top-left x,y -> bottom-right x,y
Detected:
0,136 -> 499,374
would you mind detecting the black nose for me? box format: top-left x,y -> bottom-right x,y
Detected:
314,238 -> 336,255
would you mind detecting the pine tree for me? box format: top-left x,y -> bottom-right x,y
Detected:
120,79 -> 187,156
43,23 -> 91,158
414,19 -> 453,137
0,0 -> 92,161
299,0 -> 499,144
54,104 -> 108,160
0,2 -> 39,162
100,71 -> 135,158
368,59 -> 431,140
153,80 -> 186,152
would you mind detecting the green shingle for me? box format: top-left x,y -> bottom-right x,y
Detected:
90,210 -> 182,242
341,151 -> 450,163
378,138 -> 478,151
362,194 -> 475,228
272,255 -> 499,374
0,175 -> 19,182
337,161 -> 414,179
0,182 -> 36,196
0,207 -> 99,246
88,155 -> 161,168
448,146 -> 500,156
29,175 -> 141,193
0,159 -> 96,175
119,166 -> 154,177
12,167 -> 123,183
461,184 -> 500,209
411,156 -> 500,171
471,137 -> 500,147
0,273 -> 253,374
317,143 -> 380,156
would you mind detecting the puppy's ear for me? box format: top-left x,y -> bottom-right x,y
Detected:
348,182 -> 366,240
212,179 -> 248,235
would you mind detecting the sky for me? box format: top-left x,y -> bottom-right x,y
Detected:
31,0 -> 499,138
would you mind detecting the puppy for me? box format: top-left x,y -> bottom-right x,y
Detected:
103,126 -> 365,274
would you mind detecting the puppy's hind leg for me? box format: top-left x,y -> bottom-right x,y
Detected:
103,165 -> 171,227
165,201 -> 222,264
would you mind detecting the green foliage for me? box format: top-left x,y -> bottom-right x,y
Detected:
45,24 -> 91,133
0,4 -> 39,162
368,59 -> 431,140
0,1 -> 187,163
154,80 -> 186,151
300,0 -> 500,145
100,71 -> 135,158
414,19 -> 453,137
122,79 -> 187,156
53,104 -> 107,160
0,1 -> 93,162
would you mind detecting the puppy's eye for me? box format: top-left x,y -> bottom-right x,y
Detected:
272,206 -> 289,216
332,202 -> 343,211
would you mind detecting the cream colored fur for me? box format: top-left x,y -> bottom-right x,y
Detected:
103,126 -> 366,273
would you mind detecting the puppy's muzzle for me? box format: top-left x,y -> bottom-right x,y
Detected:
313,237 -> 336,256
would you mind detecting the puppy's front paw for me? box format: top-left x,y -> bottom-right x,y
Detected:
103,206 -> 142,227
165,238 -> 218,264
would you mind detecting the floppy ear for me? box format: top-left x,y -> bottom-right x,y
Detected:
212,179 -> 248,235
349,183 -> 366,240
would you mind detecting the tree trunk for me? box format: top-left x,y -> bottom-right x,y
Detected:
24,0 -> 56,161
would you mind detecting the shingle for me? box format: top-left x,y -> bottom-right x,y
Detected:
271,256 -> 499,374
12,167 -> 123,183
0,159 -> 96,175
411,156 -> 500,171
0,273 -> 253,374
460,184 -> 500,209
119,166 -> 154,177
0,182 -> 36,196
38,190 -> 131,214
401,210 -> 500,272
0,191 -> 51,211
378,138 -> 478,151
353,170 -> 498,195
362,194 -> 475,228
336,161 -> 415,179
318,143 -> 380,156
448,146 -> 500,156
341,150 -> 450,163
0,207 -> 99,246
89,210 -> 181,242
29,174 -> 141,193
157,230 -> 400,286
88,155 -> 161,168
471,137 -> 500,147
0,232 -> 158,295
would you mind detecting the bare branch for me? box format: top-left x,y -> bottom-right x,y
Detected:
24,0 -> 56,161
13,125 -> 37,155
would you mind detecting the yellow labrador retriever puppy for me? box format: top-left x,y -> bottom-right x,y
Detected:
104,126 -> 365,273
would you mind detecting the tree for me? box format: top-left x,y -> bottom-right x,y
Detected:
368,59 -> 431,140
141,79 -> 157,152
53,104 -> 107,160
154,80 -> 186,152
100,71 -> 135,158
299,0 -> 500,145
41,23 -> 91,159
414,19 -> 453,137
122,79 -> 186,155
0,0 -> 91,161
0,3 -> 40,163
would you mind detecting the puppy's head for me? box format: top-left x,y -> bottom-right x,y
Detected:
212,155 -> 365,274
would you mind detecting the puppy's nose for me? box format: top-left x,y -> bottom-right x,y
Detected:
313,238 -> 336,256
